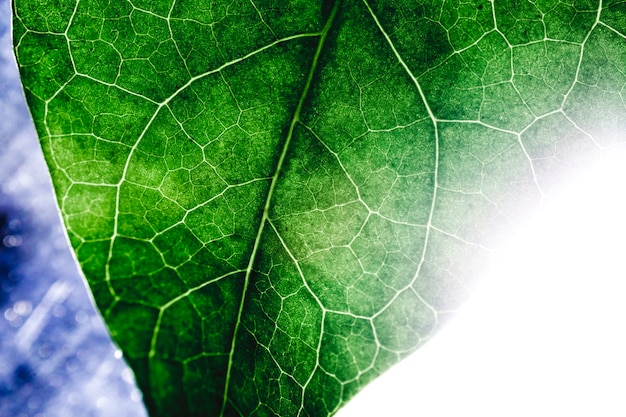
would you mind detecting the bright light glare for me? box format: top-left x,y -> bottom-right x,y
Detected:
339,147 -> 626,417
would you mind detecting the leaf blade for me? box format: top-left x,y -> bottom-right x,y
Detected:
13,0 -> 626,415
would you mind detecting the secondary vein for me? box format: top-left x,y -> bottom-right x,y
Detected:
361,0 -> 441,318
219,0 -> 343,414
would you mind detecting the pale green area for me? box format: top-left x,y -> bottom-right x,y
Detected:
12,0 -> 626,416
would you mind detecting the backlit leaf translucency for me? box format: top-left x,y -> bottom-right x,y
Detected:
12,0 -> 626,415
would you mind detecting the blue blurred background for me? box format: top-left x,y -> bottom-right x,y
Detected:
3,1 -> 626,416
0,1 -> 148,415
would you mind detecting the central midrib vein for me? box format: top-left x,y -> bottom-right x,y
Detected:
219,0 -> 343,414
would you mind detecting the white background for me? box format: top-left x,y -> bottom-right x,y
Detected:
340,146 -> 626,416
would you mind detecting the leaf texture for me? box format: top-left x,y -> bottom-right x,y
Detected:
13,0 -> 626,415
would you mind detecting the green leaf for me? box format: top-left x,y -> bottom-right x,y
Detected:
12,0 -> 626,415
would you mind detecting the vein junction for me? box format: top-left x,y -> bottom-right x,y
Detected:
13,0 -> 625,414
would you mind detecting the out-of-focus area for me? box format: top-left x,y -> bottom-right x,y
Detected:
4,0 -> 626,414
0,2 -> 147,416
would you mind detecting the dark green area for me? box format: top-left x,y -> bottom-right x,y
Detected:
13,0 -> 626,415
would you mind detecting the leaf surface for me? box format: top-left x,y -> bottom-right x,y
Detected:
12,0 -> 626,415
